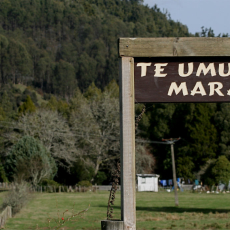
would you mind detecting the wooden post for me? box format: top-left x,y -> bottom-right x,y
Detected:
101,220 -> 124,230
171,143 -> 179,207
119,57 -> 136,230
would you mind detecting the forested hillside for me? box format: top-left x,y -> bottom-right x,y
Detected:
0,0 -> 229,187
0,0 -> 190,95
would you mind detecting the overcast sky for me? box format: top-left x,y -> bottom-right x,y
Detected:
143,0 -> 229,36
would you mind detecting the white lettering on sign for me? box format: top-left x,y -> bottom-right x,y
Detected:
137,63 -> 151,77
208,82 -> 224,96
168,81 -> 225,97
191,81 -> 207,96
136,62 -> 230,98
136,62 -> 230,78
154,63 -> 168,77
196,63 -> 216,77
168,82 -> 188,96
219,63 -> 230,77
178,63 -> 193,77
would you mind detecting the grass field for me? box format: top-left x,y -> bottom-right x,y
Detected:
3,190 -> 230,230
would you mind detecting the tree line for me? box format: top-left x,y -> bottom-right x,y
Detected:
0,82 -> 154,185
0,0 -> 230,187
0,81 -> 230,186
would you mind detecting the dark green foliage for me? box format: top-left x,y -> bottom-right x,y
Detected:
0,163 -> 8,182
40,178 -> 60,187
55,159 -> 95,185
21,88 -> 38,106
135,102 -> 218,179
0,0 -> 191,92
215,103 -> 230,159
94,171 -> 107,185
183,103 -> 217,168
5,135 -> 57,185
53,60 -> 76,99
18,95 -> 36,114
78,180 -> 92,187
176,156 -> 195,181
202,156 -> 230,186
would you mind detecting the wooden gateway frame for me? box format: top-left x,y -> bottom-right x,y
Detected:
119,37 -> 230,230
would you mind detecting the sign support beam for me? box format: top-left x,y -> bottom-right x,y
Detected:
119,57 -> 136,230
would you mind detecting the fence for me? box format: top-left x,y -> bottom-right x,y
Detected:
29,185 -> 120,193
0,206 -> 12,228
158,184 -> 193,192
0,183 -> 194,193
0,182 -> 14,190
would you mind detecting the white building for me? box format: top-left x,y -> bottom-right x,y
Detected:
137,174 -> 160,192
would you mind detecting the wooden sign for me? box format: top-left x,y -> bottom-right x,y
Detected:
118,37 -> 230,230
134,58 -> 230,103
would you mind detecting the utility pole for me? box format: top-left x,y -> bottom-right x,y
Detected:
162,138 -> 180,207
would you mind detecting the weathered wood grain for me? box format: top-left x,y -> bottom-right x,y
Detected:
119,37 -> 230,57
119,57 -> 136,230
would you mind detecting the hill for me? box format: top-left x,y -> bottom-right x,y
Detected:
0,0 -> 191,97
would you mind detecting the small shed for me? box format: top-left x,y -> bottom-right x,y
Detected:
136,174 -> 160,192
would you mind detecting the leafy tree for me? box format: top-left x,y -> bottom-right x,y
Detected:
4,135 -> 57,185
176,156 -> 194,181
18,95 -> 36,114
202,156 -> 230,186
171,103 -> 217,173
53,60 -> 76,99
0,35 -> 9,84
184,104 -> 217,168
214,103 -> 230,159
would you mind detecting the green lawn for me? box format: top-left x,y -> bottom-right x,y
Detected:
4,190 -> 230,230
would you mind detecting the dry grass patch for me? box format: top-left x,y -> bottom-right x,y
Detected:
165,214 -> 184,221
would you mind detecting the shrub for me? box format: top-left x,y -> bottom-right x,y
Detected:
1,181 -> 29,215
202,156 -> 230,186
40,179 -> 60,187
94,171 -> 107,185
78,180 -> 92,187
4,135 -> 57,186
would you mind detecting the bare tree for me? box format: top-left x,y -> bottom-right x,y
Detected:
16,109 -> 76,167
70,87 -> 120,178
70,83 -> 155,179
135,144 -> 155,174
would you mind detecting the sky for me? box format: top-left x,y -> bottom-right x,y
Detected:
143,0 -> 229,36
